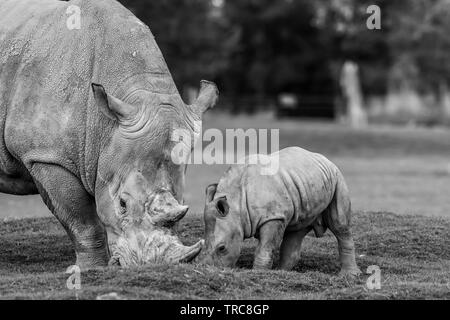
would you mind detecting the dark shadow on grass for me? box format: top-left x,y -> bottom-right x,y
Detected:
235,242 -> 344,275
0,234 -> 74,273
291,253 -> 341,274
0,218 -> 74,274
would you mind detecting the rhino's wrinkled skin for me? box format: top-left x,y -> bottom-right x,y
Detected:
0,0 -> 218,268
201,147 -> 361,276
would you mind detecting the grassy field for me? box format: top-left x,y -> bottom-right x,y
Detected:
0,212 -> 449,299
0,113 -> 449,299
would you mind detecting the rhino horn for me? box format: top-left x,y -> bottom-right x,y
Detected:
148,201 -> 189,226
163,204 -> 189,224
176,239 -> 205,263
143,238 -> 204,264
91,83 -> 139,123
190,80 -> 219,117
109,231 -> 203,266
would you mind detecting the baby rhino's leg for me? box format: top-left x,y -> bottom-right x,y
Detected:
253,220 -> 285,270
278,228 -> 311,270
324,178 -> 361,276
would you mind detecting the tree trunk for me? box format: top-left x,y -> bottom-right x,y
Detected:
340,61 -> 368,128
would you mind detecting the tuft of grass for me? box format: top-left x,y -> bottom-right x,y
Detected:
0,212 -> 449,299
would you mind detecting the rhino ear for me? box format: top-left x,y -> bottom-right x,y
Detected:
91,83 -> 139,123
215,196 -> 229,217
205,183 -> 218,203
190,80 -> 219,117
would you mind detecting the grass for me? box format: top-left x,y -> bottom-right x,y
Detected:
0,211 -> 449,299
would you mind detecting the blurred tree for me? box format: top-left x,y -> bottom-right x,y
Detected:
220,0 -> 338,114
314,0 -> 391,96
387,0 -> 450,93
116,0 -> 450,118
119,0 -> 235,99
316,0 -> 450,98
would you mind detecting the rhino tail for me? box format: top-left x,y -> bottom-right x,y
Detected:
322,170 -> 352,233
312,214 -> 327,238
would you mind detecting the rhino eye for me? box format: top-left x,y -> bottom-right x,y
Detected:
216,244 -> 227,255
119,198 -> 127,214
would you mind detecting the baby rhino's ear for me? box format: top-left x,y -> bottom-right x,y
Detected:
215,196 -> 229,217
205,183 -> 218,203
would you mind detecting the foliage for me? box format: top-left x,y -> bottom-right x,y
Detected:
111,0 -> 450,109
119,0 -> 235,93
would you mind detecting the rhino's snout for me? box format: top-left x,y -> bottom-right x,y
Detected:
110,232 -> 204,267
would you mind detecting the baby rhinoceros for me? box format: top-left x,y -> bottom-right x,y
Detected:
201,147 -> 361,276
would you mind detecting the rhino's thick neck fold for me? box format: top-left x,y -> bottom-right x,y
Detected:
220,168 -> 253,239
241,187 -> 253,239
111,73 -> 179,100
82,93 -> 116,196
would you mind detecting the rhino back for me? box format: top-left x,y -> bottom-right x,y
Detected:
0,0 -> 177,176
275,147 -> 339,216
223,147 -> 340,231
0,0 -> 176,97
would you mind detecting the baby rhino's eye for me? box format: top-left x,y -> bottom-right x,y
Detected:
216,244 -> 227,255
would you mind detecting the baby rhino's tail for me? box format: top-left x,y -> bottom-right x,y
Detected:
312,164 -> 350,238
312,214 -> 327,238
323,169 -> 352,231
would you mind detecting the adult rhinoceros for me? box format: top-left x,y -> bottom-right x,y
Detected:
0,0 -> 217,268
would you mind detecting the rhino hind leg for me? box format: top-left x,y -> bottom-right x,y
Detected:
323,178 -> 361,277
278,227 -> 311,270
30,163 -> 109,269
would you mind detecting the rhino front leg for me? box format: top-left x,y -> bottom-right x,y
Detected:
278,227 -> 310,270
30,163 -> 109,269
253,220 -> 285,270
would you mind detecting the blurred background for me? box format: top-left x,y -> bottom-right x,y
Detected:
122,0 -> 450,126
1,0 -> 450,219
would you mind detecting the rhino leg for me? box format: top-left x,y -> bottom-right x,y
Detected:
253,220 -> 285,270
323,178 -> 361,277
30,164 -> 109,269
278,227 -> 311,270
